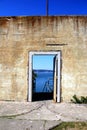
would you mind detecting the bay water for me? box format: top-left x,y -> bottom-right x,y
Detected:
34,70 -> 54,92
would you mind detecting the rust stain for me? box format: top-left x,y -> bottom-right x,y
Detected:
32,17 -> 36,27
38,17 -> 41,26
0,19 -> 9,28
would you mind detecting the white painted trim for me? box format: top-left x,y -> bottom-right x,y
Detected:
57,52 -> 61,102
28,52 -> 33,101
29,51 -> 60,55
28,51 -> 61,102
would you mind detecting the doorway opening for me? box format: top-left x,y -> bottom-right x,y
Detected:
32,54 -> 54,101
28,51 -> 61,102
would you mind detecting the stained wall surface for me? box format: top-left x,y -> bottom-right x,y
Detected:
0,16 -> 87,102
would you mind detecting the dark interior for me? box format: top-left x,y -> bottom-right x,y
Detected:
32,92 -> 53,101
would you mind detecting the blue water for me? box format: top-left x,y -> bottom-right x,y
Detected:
34,70 -> 54,92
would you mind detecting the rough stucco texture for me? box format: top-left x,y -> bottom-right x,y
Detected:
0,16 -> 87,102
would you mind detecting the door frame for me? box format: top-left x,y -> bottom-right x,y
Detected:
28,51 -> 61,102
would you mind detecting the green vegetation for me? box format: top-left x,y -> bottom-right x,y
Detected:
71,95 -> 87,104
32,70 -> 37,81
51,122 -> 87,130
32,70 -> 37,92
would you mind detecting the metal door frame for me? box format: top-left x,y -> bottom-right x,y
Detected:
28,51 -> 61,102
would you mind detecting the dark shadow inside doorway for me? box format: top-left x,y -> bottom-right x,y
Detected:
32,92 -> 53,101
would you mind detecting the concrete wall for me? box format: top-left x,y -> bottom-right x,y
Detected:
0,16 -> 87,102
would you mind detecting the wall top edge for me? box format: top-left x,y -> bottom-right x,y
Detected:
0,16 -> 87,19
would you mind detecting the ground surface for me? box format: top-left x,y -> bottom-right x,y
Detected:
0,100 -> 87,130
51,122 -> 87,130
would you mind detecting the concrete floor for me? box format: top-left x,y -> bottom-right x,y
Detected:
0,100 -> 87,130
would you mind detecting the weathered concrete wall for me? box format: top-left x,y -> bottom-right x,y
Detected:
0,16 -> 87,102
